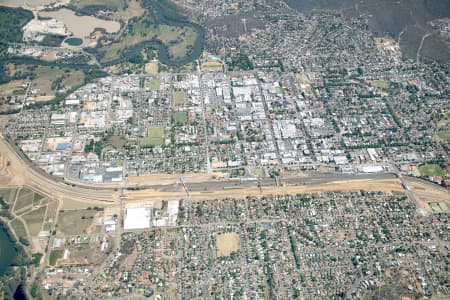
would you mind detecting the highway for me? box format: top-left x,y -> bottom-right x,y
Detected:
147,172 -> 397,194
0,134 -> 434,205
0,136 -> 118,204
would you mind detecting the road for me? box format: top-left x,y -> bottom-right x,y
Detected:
0,133 -> 400,201
0,134 -> 446,207
0,135 -> 118,205
390,159 -> 448,255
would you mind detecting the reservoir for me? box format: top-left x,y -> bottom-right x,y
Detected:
0,223 -> 16,276
65,37 -> 83,46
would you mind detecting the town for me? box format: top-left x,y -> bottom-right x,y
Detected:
4,66 -> 450,185
35,192 -> 449,299
0,0 -> 449,299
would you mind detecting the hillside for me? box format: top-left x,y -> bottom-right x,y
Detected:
286,0 -> 450,64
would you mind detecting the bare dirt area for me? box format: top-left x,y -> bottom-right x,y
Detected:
407,178 -> 450,213
127,172 -> 211,186
0,116 -> 11,130
362,267 -> 423,300
125,178 -> 405,202
144,62 -> 159,74
61,198 -> 107,210
0,0 -> 65,8
120,248 -> 138,271
40,8 -> 120,47
62,244 -> 106,266
216,232 -> 240,257
201,61 -> 223,72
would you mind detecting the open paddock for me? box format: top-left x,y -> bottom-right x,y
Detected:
57,209 -> 100,235
40,8 -> 120,47
64,244 -> 106,265
0,188 -> 18,204
14,188 -> 35,213
11,218 -> 28,240
61,198 -> 108,210
408,178 -> 450,213
22,205 -> 47,236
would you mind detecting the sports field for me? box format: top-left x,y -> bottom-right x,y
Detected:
173,90 -> 188,105
174,111 -> 188,125
216,232 -> 240,257
419,164 -> 444,177
141,127 -> 164,147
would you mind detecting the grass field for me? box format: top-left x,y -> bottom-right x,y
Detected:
57,209 -> 98,235
146,77 -> 160,90
14,188 -> 35,212
11,218 -> 28,239
173,90 -> 187,105
173,111 -> 188,125
9,65 -> 85,100
437,130 -> 450,142
250,167 -> 265,178
216,232 -> 240,257
62,199 -> 105,210
145,62 -> 159,75
22,206 -> 47,236
108,135 -> 127,149
0,188 -> 18,204
33,193 -> 44,204
0,81 -> 26,97
43,199 -> 59,231
141,127 -> 164,147
419,164 -> 445,177
370,80 -> 390,89
49,249 -> 63,266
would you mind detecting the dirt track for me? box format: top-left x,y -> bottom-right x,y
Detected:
127,172 -> 211,186
407,178 -> 450,212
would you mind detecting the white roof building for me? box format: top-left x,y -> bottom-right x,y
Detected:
123,206 -> 151,230
361,166 -> 384,173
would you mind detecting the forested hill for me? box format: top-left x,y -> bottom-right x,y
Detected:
0,6 -> 33,51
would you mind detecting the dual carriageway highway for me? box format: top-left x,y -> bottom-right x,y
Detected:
0,134 -> 436,205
